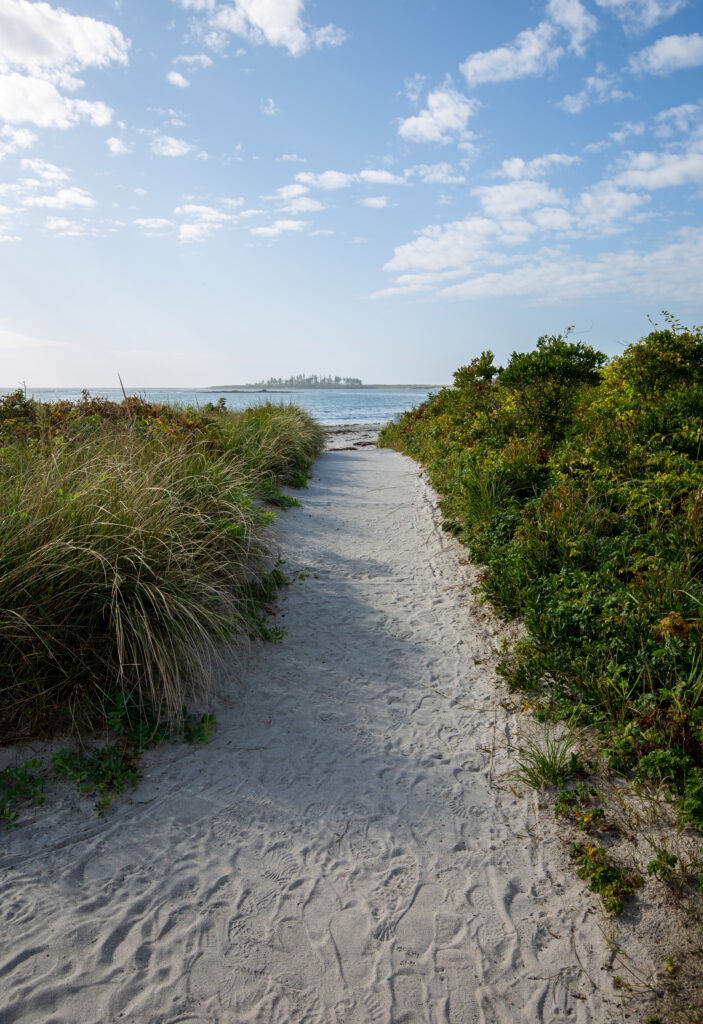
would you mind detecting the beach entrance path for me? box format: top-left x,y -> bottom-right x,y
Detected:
0,448 -> 615,1024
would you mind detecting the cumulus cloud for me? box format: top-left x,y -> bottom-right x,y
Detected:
296,170 -> 355,189
0,0 -> 126,130
593,0 -> 688,31
0,0 -> 129,79
358,169 -> 405,184
0,124 -> 36,159
174,53 -> 213,67
559,66 -> 631,112
547,0 -> 598,55
134,217 -> 174,236
408,162 -> 466,184
23,186 -> 96,208
167,71 -> 190,87
614,147 -> 703,188
250,218 -> 306,236
398,81 -> 478,143
498,153 -> 580,178
20,157 -> 68,182
173,0 -> 346,57
0,72 -> 112,127
461,22 -> 561,86
629,33 -> 703,75
472,180 -> 567,217
654,102 -> 702,136
359,196 -> 388,208
106,136 -> 130,154
151,135 -> 194,157
260,97 -> 278,116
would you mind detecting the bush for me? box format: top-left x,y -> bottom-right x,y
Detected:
379,320 -> 703,829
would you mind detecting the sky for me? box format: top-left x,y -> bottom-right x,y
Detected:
0,0 -> 702,386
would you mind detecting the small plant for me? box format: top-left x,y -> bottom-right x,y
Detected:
52,745 -> 140,816
554,780 -> 605,831
513,726 -> 589,789
0,760 -> 45,826
181,711 -> 216,745
570,842 -> 643,914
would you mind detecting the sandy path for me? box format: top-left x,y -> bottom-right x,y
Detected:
0,449 -> 618,1024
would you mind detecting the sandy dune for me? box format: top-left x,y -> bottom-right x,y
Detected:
0,448 -> 622,1023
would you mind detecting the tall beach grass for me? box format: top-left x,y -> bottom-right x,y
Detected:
0,392 -> 324,741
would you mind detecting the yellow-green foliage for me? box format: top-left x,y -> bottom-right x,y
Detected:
0,392 -> 324,741
380,321 -> 703,830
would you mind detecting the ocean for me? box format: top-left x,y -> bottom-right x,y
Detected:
0,386 -> 440,426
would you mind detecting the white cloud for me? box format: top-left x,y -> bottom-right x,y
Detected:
359,196 -> 388,208
260,96 -> 278,116
167,71 -> 190,88
313,24 -> 346,48
0,0 -> 129,78
472,180 -> 567,217
437,228 -> 703,302
0,72 -> 112,127
282,195 -> 323,212
461,22 -> 561,86
178,221 -> 221,242
174,53 -> 213,67
498,152 -> 580,178
0,124 -> 36,159
278,152 -> 305,161
408,162 -> 466,184
274,183 -> 308,199
573,180 -> 650,232
20,157 -> 67,182
654,102 -> 702,136
0,0 -> 126,132
398,81 -> 478,143
384,217 -> 504,273
179,0 -> 347,57
23,186 -> 96,208
44,215 -> 89,236
379,226 -> 703,304
151,135 -> 194,157
174,203 -> 233,222
106,136 -> 130,155
593,0 -> 688,31
614,147 -> 703,188
358,169 -> 405,184
250,218 -> 306,236
547,0 -> 598,55
629,33 -> 703,75
609,120 -> 646,143
559,66 -> 631,112
134,217 -> 174,236
404,73 -> 426,104
296,170 -> 355,189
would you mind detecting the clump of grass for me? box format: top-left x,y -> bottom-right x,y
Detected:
0,393 -> 323,742
513,725 -> 589,789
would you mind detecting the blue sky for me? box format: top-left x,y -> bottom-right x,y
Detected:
0,0 -> 702,386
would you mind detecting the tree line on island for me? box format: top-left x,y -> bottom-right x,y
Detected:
246,374 -> 363,388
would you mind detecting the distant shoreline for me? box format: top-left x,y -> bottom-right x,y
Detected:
202,384 -> 444,392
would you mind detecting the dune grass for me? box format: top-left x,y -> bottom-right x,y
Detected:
0,391 -> 324,742
380,318 -> 703,832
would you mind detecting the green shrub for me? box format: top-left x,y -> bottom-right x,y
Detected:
379,319 -> 703,829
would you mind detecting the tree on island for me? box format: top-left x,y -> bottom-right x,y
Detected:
248,374 -> 362,388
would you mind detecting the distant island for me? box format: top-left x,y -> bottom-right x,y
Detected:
203,375 -> 442,392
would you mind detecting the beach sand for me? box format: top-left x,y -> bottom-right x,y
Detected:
0,447 -> 658,1023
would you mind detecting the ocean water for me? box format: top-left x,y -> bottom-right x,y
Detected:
0,386 -> 440,426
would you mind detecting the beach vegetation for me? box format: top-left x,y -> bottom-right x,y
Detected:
379,317 -> 703,832
0,392 -> 323,744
